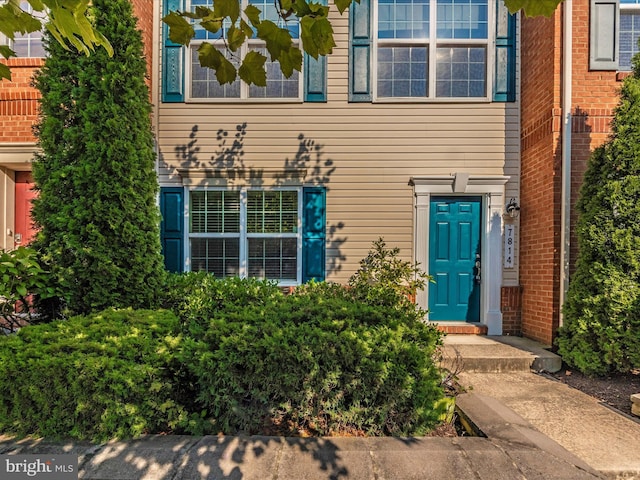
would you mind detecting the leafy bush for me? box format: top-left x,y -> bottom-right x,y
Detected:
180,280 -> 447,436
558,60 -> 640,375
348,237 -> 431,310
161,272 -> 283,324
0,309 -> 198,441
0,247 -> 61,333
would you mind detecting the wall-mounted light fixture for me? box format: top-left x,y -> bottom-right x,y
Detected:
505,198 -> 520,219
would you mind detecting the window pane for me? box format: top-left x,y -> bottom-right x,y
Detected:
248,238 -> 297,280
247,190 -> 298,233
435,46 -> 486,97
377,0 -> 429,39
190,46 -> 241,98
191,238 -> 240,277
437,0 -> 488,39
377,46 -> 428,97
11,1 -> 45,58
190,191 -> 240,233
620,12 -> 640,70
249,0 -> 299,37
248,46 -> 300,99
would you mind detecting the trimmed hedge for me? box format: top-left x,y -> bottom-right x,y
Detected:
180,281 -> 447,436
0,309 -> 193,441
0,277 -> 448,440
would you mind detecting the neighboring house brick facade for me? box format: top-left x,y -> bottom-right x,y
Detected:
0,0 -> 155,251
519,0 -> 633,345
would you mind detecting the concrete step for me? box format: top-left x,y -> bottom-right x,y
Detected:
440,335 -> 563,374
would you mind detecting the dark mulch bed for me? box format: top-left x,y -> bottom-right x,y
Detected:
545,365 -> 640,418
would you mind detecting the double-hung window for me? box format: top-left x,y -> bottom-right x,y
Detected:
187,0 -> 302,101
374,0 -> 489,100
620,0 -> 640,70
189,188 -> 301,283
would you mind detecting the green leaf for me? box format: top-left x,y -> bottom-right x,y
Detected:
503,0 -> 563,16
198,42 -> 238,85
277,46 -> 303,78
0,62 -> 10,81
0,2 -> 42,38
238,50 -> 267,86
0,44 -> 15,59
214,0 -> 241,24
239,19 -> 254,38
244,4 -> 262,28
334,0 -> 355,15
227,25 -> 246,52
201,17 -> 223,36
27,0 -> 45,11
301,15 -> 335,58
256,20 -> 293,61
162,11 -> 195,46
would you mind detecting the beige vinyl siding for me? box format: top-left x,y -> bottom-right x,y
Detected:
156,7 -> 520,284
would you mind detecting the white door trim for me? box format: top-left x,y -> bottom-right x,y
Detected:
411,174 -> 509,335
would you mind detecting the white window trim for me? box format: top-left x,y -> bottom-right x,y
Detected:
185,186 -> 303,285
372,0 -> 495,103
185,0 -> 304,103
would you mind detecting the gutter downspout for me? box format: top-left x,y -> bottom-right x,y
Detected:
559,0 -> 573,327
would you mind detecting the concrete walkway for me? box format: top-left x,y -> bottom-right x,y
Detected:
1,335 -> 638,479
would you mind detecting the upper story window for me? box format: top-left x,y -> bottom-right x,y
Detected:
187,0 -> 302,101
620,0 -> 640,70
374,0 -> 489,100
1,1 -> 46,58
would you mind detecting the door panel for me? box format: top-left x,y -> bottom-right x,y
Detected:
429,196 -> 481,321
15,172 -> 37,246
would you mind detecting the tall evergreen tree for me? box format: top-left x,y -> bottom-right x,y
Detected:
31,0 -> 164,314
557,58 -> 640,375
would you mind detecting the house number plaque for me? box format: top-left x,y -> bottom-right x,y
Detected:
504,224 -> 515,268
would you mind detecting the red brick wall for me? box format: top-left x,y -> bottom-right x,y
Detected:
519,11 -> 563,345
0,1 -> 153,145
0,58 -> 43,142
519,0 -> 622,344
501,286 -> 523,336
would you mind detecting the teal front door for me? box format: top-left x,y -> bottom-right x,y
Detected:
429,196 -> 482,322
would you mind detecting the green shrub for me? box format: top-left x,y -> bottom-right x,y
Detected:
31,0 -> 165,315
0,309 -> 200,441
558,59 -> 640,375
161,272 -> 283,325
348,237 -> 431,311
180,280 -> 447,436
0,247 -> 62,333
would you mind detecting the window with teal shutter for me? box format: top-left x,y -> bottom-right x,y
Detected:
164,0 -> 327,102
160,187 -> 185,272
349,0 -> 515,102
302,187 -> 326,282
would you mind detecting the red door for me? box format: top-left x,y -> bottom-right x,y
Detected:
15,172 -> 37,246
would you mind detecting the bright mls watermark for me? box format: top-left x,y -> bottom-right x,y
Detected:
1,455 -> 77,479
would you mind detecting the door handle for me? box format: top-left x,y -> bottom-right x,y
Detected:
475,254 -> 481,284
14,232 -> 22,245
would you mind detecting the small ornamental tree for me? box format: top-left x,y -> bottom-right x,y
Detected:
31,0 -> 165,315
557,58 -> 640,375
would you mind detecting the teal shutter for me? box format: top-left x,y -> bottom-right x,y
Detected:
590,0 -> 619,70
304,55 -> 328,102
348,0 -> 372,102
163,0 -> 185,102
494,1 -> 516,102
302,186 -> 326,282
304,0 -> 328,102
160,187 -> 184,273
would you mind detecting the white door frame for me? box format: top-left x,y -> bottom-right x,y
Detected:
411,174 -> 509,335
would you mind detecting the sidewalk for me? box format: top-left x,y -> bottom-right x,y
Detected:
1,335 -> 638,479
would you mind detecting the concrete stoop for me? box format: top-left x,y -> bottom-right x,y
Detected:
632,394 -> 640,418
441,335 -> 563,374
